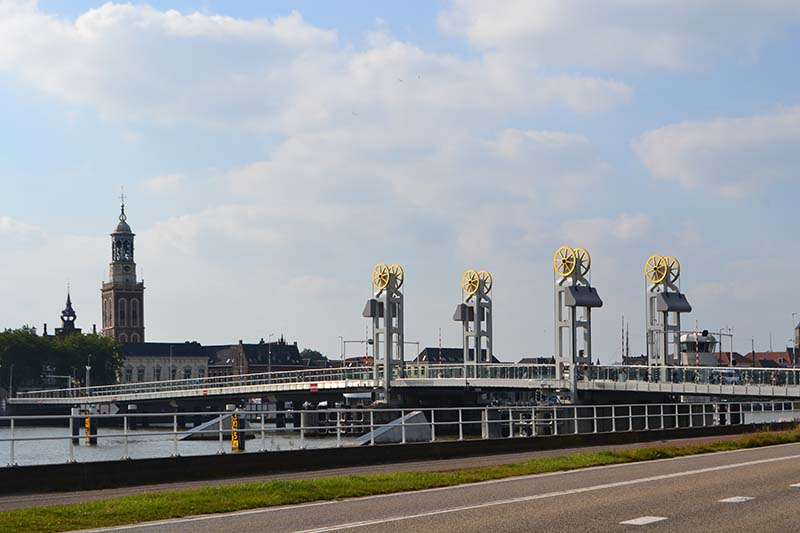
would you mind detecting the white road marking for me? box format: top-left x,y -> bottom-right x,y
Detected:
791,483 -> 800,488
88,446 -> 800,532
620,516 -> 668,526
290,453 -> 800,533
719,496 -> 754,503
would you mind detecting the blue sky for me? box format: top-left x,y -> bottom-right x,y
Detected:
1,0 -> 800,360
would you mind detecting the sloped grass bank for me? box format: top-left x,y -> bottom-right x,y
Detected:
2,427 -> 799,532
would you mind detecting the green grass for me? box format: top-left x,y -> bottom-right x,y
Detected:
3,427 -> 800,533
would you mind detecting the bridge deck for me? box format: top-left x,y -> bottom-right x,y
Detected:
9,364 -> 800,405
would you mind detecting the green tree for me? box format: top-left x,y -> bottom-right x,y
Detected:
300,349 -> 327,366
0,327 -> 122,390
54,333 -> 123,386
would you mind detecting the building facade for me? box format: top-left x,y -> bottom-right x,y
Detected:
101,201 -> 145,343
118,338 -> 304,383
120,342 -> 208,383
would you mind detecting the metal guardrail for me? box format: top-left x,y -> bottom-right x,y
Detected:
587,365 -> 800,387
13,363 -> 800,402
0,400 -> 798,467
14,366 -> 378,400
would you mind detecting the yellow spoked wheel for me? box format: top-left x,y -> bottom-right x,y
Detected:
665,256 -> 680,283
389,263 -> 404,289
478,270 -> 493,293
462,269 -> 480,296
372,263 -> 390,291
645,255 -> 668,284
574,247 -> 591,277
553,246 -> 576,278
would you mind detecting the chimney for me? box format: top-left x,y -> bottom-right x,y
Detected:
92,324 -> 97,335
43,323 -> 48,336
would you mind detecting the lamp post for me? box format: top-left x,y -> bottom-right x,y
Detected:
8,364 -> 12,398
403,341 -> 421,361
268,333 -> 274,373
338,336 -> 344,366
749,338 -> 755,368
85,354 -> 92,389
342,339 -> 374,366
169,345 -> 173,381
720,326 -> 734,367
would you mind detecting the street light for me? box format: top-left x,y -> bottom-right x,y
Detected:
268,333 -> 274,373
720,326 -> 734,367
341,339 -> 374,366
403,341 -> 421,360
338,336 -> 344,366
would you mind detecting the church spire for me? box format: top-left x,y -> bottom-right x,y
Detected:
55,285 -> 81,337
61,288 -> 76,323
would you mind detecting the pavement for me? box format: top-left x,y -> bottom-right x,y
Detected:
87,441 -> 800,533
0,432 -> 751,512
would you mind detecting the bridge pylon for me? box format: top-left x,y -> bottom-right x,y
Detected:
553,246 -> 603,397
645,255 -> 691,376
362,263 -> 404,402
453,269 -> 493,377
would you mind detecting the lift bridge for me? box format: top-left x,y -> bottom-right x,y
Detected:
10,364 -> 800,406
10,252 -> 796,408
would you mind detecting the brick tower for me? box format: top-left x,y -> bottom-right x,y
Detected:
101,197 -> 145,343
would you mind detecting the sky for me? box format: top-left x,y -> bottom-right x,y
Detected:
1,0 -> 800,362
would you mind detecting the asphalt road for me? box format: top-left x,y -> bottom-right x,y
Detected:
0,432 -> 750,512
90,441 -> 800,533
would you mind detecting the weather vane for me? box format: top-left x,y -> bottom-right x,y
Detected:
119,187 -> 127,221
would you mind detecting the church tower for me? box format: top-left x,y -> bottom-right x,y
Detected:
54,290 -> 82,337
101,198 -> 145,343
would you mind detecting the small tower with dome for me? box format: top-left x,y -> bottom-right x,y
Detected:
54,290 -> 82,337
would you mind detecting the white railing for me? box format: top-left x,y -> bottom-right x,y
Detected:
588,365 -> 800,387
0,400 -> 797,467
13,363 -> 800,402
14,366 -> 377,400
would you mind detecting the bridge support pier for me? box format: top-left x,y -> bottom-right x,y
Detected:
275,401 -> 286,429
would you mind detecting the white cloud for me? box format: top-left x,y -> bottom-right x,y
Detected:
439,0 -> 800,69
0,215 -> 42,242
0,1 -> 630,130
633,105 -> 800,197
561,214 -> 652,248
143,174 -> 186,194
145,204 -> 283,257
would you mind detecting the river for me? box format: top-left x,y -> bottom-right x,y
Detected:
0,426 -> 346,466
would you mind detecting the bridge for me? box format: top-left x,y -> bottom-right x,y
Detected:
9,363 -> 800,406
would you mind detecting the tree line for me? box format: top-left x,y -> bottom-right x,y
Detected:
0,327 -> 122,392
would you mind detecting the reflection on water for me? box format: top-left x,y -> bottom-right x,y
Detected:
0,426 -> 346,466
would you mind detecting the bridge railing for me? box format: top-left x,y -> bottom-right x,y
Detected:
588,365 -> 800,387
15,362 -> 800,401
0,400 -> 797,467
398,364 -> 558,380
14,366 -> 376,400
13,363 -> 562,401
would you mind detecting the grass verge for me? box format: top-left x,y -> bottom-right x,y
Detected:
2,427 -> 800,532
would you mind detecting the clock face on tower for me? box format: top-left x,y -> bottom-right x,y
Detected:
123,265 -> 131,273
